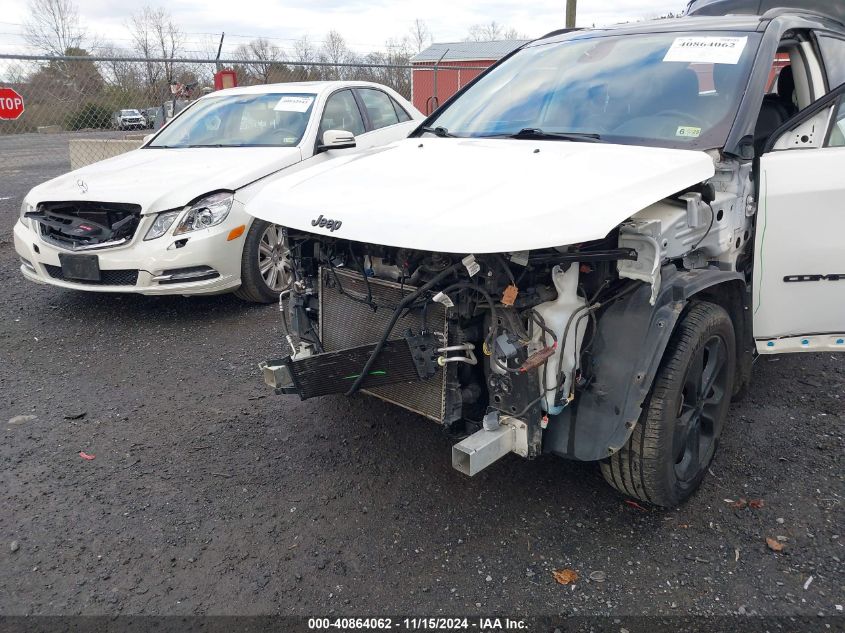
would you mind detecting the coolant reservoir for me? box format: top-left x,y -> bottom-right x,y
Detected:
531,264 -> 586,415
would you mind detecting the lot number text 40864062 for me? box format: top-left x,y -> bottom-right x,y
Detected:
307,617 -> 528,631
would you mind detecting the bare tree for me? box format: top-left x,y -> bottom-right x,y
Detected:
23,0 -> 104,101
502,27 -> 527,39
291,34 -> 319,80
198,33 -> 224,60
129,6 -> 184,90
292,34 -> 317,63
319,30 -> 354,79
383,37 -> 413,97
466,21 -> 528,42
4,62 -> 29,85
234,38 -> 287,85
409,19 -> 432,53
29,46 -> 103,102
99,44 -> 142,92
320,30 -> 352,65
23,0 -> 86,56
465,21 -> 504,42
354,37 -> 413,96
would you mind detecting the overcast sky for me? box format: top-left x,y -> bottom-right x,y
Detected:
1,0 -> 690,57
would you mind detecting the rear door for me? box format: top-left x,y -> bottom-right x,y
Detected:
353,88 -> 418,145
753,81 -> 845,353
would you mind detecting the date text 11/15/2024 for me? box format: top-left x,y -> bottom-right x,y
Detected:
307,617 -> 528,631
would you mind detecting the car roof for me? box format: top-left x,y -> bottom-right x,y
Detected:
199,81 -> 400,100
537,11 -> 839,45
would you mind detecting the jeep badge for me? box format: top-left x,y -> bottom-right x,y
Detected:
311,214 -> 343,232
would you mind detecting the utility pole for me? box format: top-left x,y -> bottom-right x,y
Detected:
566,0 -> 577,28
215,32 -> 225,72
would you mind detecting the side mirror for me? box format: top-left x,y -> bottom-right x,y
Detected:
142,134 -> 154,144
318,129 -> 356,151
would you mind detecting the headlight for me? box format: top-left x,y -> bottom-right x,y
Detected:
174,192 -> 234,236
144,210 -> 180,240
19,201 -> 34,226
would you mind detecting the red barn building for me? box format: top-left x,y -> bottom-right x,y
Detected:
411,40 -> 529,115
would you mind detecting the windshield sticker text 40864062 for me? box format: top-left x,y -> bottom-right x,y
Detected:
663,36 -> 748,65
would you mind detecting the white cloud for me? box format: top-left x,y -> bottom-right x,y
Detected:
3,0 -> 688,56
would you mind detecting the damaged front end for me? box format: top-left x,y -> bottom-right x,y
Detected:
261,228 -> 642,474
26,201 -> 142,250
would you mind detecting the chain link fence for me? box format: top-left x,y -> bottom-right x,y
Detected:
0,53 -> 488,170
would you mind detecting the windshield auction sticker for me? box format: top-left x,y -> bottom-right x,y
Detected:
274,96 -> 315,112
664,36 -> 748,64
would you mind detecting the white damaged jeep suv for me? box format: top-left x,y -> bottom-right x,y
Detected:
249,7 -> 845,506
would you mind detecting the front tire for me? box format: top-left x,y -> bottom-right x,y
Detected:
600,301 -> 736,507
234,220 -> 292,304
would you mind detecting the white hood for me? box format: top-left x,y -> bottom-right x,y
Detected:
29,146 -> 303,215
247,138 -> 716,253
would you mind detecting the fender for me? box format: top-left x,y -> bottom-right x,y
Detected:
543,265 -> 745,462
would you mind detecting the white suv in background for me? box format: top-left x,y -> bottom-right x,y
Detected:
112,109 -> 146,130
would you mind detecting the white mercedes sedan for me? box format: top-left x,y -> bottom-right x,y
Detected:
14,81 -> 422,302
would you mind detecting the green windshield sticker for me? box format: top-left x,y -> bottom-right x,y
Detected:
676,126 -> 702,138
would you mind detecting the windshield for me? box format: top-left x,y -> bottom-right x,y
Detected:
148,92 -> 316,148
122,110 -> 140,116
426,31 -> 761,150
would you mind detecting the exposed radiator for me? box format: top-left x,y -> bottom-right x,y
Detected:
319,267 -> 455,423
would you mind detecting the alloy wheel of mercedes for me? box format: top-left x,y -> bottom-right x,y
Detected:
235,219 -> 293,303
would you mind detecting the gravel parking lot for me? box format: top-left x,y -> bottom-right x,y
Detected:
1,132 -> 843,620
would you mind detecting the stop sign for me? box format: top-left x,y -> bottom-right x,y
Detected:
0,87 -> 25,120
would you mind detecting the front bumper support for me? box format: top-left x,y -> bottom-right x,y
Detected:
260,333 -> 441,399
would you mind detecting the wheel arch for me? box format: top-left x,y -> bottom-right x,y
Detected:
543,266 -> 746,462
692,278 -> 754,399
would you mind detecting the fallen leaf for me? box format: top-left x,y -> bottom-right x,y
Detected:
624,500 -> 647,511
79,452 -> 96,461
766,537 -> 784,552
731,498 -> 748,509
552,569 -> 579,585
749,499 -> 765,509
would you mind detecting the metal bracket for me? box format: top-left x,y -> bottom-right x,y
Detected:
259,358 -> 299,395
404,331 -> 441,379
618,221 -> 662,306
452,416 -> 529,476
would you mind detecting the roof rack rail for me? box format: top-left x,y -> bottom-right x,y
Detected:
760,6 -> 845,25
538,27 -> 583,39
686,1 -> 845,25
